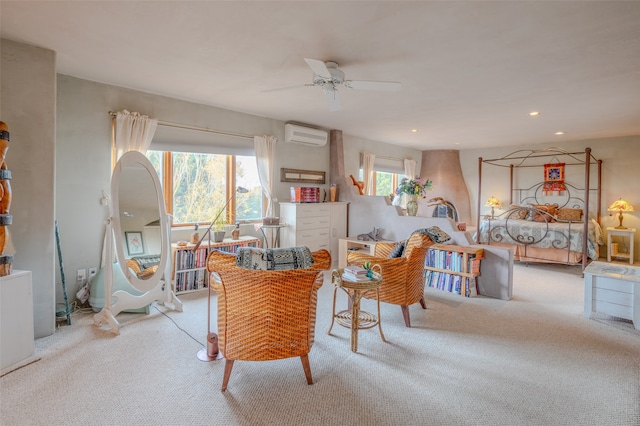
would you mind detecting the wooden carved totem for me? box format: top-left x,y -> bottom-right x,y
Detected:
0,121 -> 13,276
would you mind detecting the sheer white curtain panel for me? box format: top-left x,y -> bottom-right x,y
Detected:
254,135 -> 277,217
393,159 -> 417,207
114,110 -> 158,160
362,152 -> 376,196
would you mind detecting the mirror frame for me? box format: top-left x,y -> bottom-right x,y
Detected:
111,151 -> 168,293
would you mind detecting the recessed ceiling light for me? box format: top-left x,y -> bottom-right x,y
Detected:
555,131 -> 566,135
529,111 -> 540,117
411,129 -> 418,133
454,142 -> 460,145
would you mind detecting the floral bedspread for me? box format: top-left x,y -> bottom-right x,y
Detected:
475,218 -> 604,260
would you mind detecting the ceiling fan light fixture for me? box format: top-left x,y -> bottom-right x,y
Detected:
302,57 -> 402,110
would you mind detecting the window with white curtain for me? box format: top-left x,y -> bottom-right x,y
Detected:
359,155 -> 403,197
148,125 -> 262,227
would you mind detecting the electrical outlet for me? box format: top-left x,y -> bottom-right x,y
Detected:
88,267 -> 97,279
77,268 -> 86,282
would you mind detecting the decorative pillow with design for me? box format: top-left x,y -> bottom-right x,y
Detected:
412,226 -> 452,244
557,207 -> 583,221
236,246 -> 314,270
529,204 -> 558,222
388,241 -> 406,258
508,205 -> 529,220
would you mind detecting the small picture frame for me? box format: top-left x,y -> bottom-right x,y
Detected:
125,231 -> 144,255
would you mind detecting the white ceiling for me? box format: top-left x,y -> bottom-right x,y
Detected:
2,1 -> 639,150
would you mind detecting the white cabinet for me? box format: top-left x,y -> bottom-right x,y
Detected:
279,202 -> 348,266
583,261 -> 640,330
1,270 -> 35,371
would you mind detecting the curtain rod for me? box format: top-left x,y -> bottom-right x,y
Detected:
377,154 -> 404,162
361,152 -> 404,162
109,111 -> 254,140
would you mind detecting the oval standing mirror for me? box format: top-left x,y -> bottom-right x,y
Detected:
111,151 -> 168,293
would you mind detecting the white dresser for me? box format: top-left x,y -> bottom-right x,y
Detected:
279,202 -> 348,266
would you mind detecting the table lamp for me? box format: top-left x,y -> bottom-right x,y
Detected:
607,198 -> 634,229
485,196 -> 502,220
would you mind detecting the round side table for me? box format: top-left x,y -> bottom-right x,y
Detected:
327,266 -> 386,352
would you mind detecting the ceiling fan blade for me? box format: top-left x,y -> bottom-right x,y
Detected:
262,83 -> 313,93
344,80 -> 402,92
304,58 -> 332,79
324,89 -> 342,111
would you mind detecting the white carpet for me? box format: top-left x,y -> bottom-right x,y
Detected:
1,263 -> 638,425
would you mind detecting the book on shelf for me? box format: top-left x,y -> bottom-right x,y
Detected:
469,257 -> 481,275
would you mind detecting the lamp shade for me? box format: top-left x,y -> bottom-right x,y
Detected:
607,198 -> 634,213
607,198 -> 634,229
485,196 -> 502,208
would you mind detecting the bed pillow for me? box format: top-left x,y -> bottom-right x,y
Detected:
529,204 -> 558,222
508,205 -> 529,220
557,207 -> 583,221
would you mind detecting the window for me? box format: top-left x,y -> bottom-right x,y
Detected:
375,171 -> 398,198
148,150 -> 263,226
359,170 -> 400,197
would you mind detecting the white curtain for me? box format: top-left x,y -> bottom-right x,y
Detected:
362,152 -> 376,196
114,110 -> 158,160
254,135 -> 277,217
393,159 -> 417,207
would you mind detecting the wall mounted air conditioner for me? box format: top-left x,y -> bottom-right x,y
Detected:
284,124 -> 328,147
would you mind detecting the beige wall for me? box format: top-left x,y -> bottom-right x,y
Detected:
1,39 -> 57,337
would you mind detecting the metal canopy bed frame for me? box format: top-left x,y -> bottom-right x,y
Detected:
476,147 -> 602,271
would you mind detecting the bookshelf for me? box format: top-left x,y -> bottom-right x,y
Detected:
171,236 -> 260,293
424,244 -> 484,297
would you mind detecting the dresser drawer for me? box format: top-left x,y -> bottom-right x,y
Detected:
301,236 -> 331,252
296,216 -> 331,230
297,228 -> 330,242
294,203 -> 331,218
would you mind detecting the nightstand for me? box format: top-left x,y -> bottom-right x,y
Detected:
606,227 -> 635,265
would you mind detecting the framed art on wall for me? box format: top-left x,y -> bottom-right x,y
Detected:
125,231 -> 144,255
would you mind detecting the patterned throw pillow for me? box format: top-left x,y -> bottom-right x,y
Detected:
557,207 -> 583,221
388,241 -> 406,258
236,246 -> 314,270
412,226 -> 452,244
529,204 -> 558,223
508,205 -> 529,220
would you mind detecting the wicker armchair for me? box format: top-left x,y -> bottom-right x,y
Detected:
346,233 -> 433,327
207,248 -> 330,391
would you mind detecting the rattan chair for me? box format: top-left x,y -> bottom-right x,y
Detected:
346,233 -> 432,327
207,249 -> 330,391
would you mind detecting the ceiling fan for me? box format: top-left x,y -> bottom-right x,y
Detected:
266,58 -> 402,111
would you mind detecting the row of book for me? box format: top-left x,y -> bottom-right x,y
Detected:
425,270 -> 477,297
425,249 -> 481,274
174,247 -> 209,271
172,239 -> 260,293
174,269 -> 207,293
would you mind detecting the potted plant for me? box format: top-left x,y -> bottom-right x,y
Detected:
395,177 -> 433,216
212,218 -> 228,243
